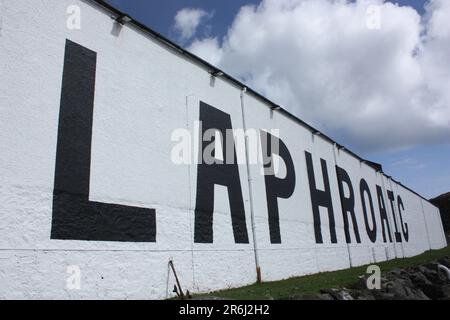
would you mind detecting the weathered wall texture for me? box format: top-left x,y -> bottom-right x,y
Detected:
0,0 -> 446,299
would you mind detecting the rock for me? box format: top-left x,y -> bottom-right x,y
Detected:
318,293 -> 335,300
379,276 -> 431,300
437,258 -> 450,269
417,265 -> 428,274
353,290 -> 376,300
388,268 -> 403,277
292,259 -> 450,301
373,291 -> 396,300
423,262 -> 450,282
420,267 -> 443,284
297,293 -> 334,300
408,271 -> 432,286
424,262 -> 439,269
339,289 -> 354,301
403,286 -> 430,300
384,280 -> 408,298
356,275 -> 369,290
193,296 -> 230,300
440,285 -> 450,300
418,283 -> 445,299
436,264 -> 450,282
320,288 -> 354,300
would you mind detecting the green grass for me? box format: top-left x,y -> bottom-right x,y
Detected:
197,246 -> 450,300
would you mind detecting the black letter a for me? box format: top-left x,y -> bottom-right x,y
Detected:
194,102 -> 249,243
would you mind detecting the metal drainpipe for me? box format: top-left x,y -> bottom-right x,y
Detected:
240,87 -> 261,283
420,198 -> 432,250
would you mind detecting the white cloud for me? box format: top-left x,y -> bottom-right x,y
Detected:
173,8 -> 211,41
188,0 -> 450,152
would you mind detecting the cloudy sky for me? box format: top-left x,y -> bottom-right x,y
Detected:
105,0 -> 450,199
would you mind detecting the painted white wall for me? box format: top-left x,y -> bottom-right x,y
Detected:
0,0 -> 446,299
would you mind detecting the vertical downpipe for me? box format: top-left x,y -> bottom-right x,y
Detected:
420,199 -> 432,250
240,87 -> 261,283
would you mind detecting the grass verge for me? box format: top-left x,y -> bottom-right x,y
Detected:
197,246 -> 450,300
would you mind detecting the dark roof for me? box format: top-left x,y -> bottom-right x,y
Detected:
88,0 -> 434,205
431,192 -> 450,202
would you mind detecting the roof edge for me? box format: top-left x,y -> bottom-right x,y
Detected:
87,0 -> 433,204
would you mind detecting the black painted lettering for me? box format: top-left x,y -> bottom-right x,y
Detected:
376,185 -> 392,243
51,40 -> 156,242
305,152 -> 337,244
359,179 -> 377,243
260,131 -> 296,244
336,166 -> 361,243
397,195 -> 409,242
387,190 -> 402,242
194,102 -> 249,244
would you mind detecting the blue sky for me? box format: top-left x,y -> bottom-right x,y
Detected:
106,0 -> 253,41
105,0 -> 449,199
